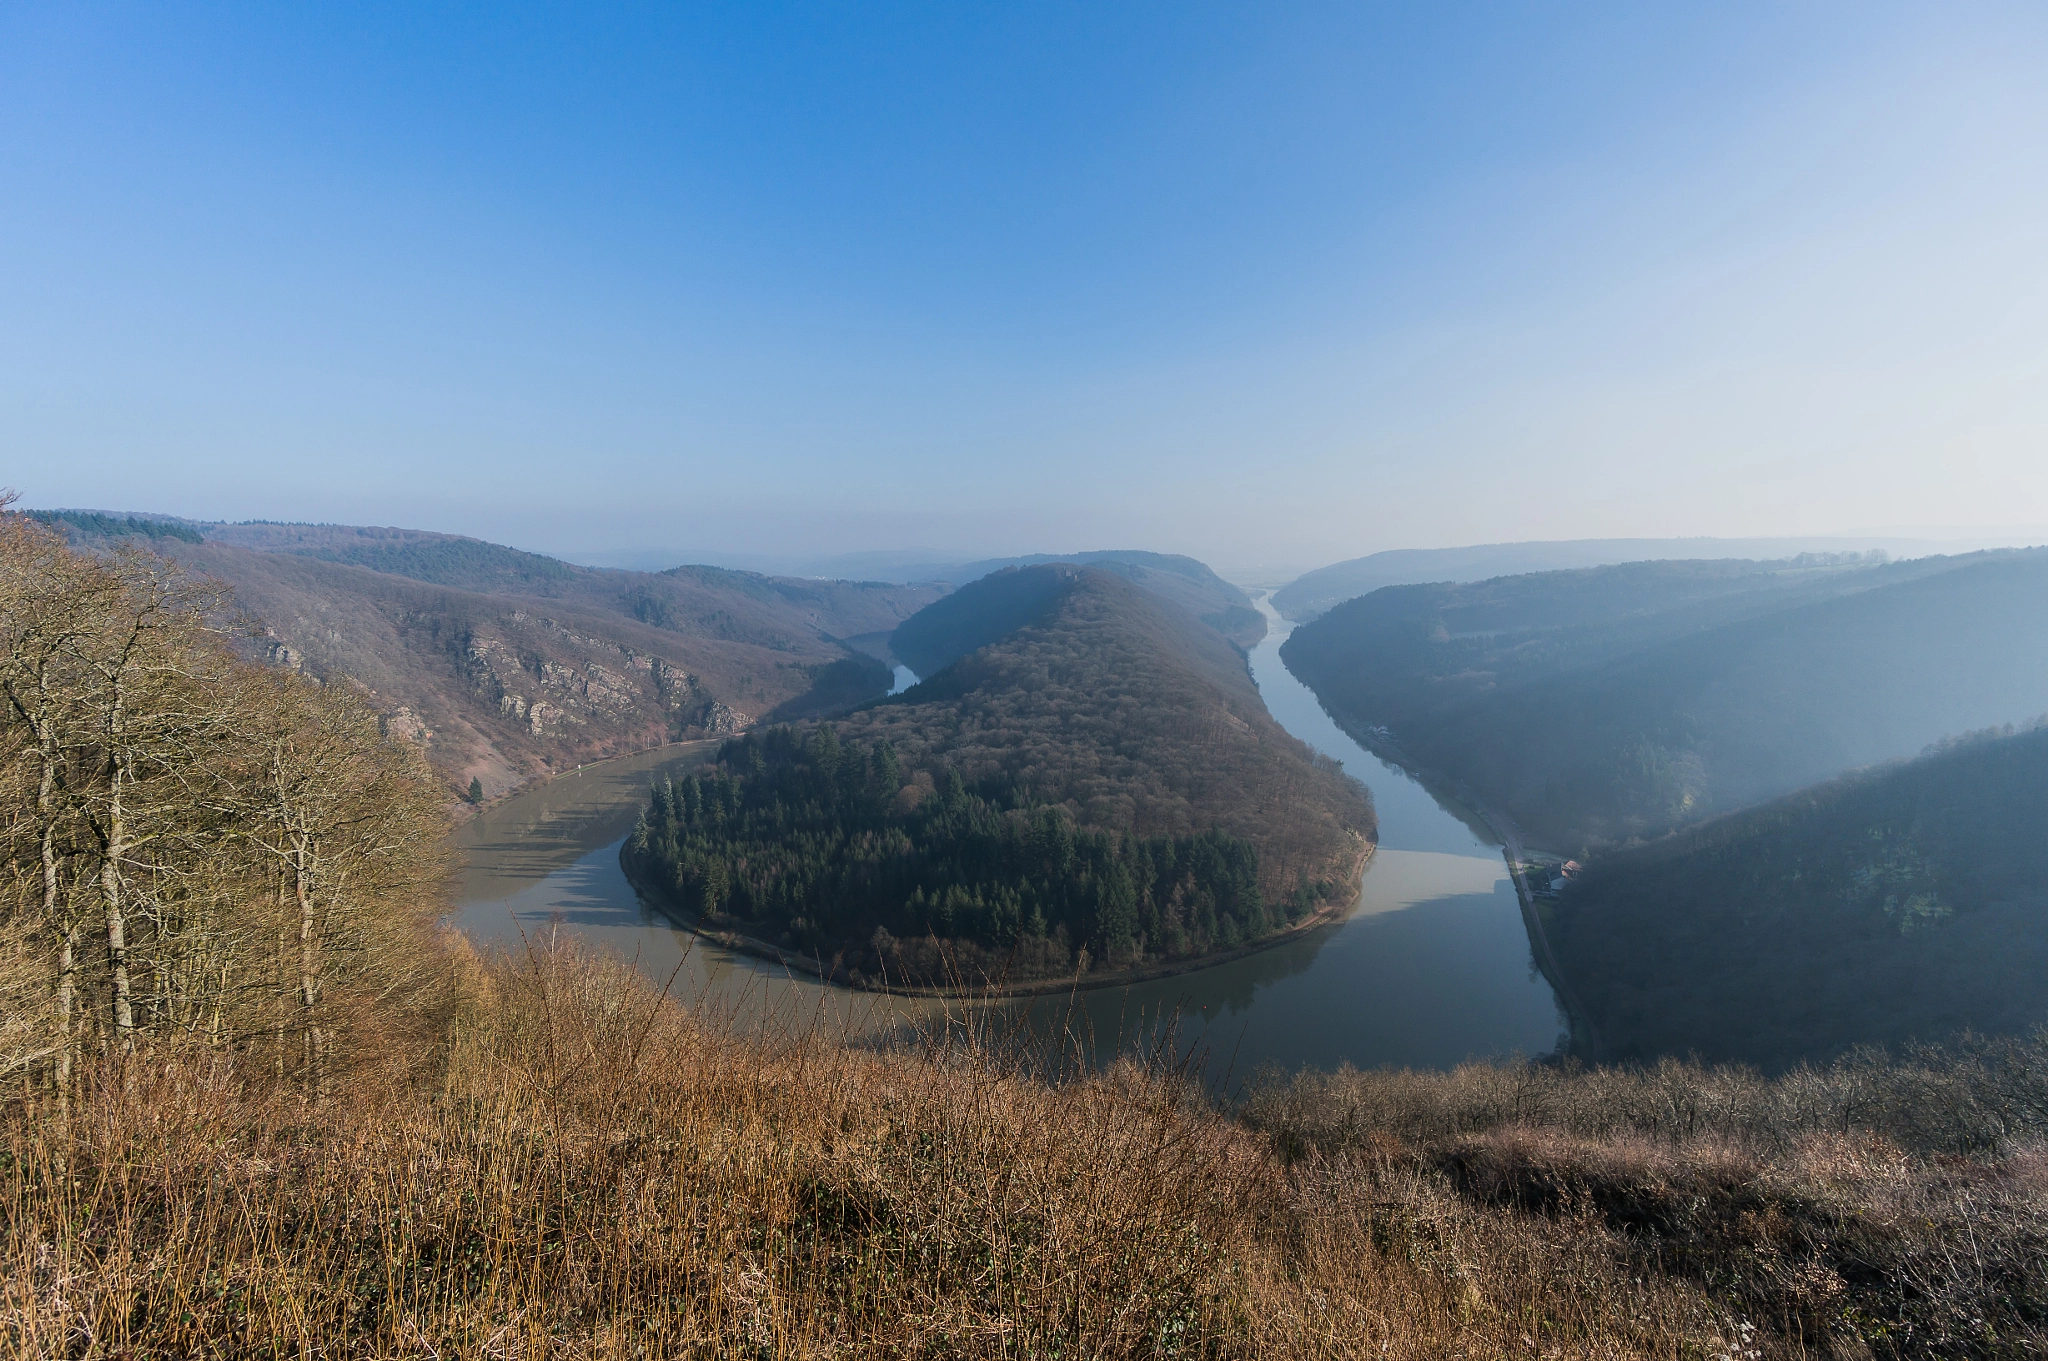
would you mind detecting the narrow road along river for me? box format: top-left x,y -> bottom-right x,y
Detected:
451,593 -> 1564,1078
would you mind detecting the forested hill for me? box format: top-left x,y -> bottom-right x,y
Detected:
930,550 -> 1265,650
629,565 -> 1372,985
1282,549 -> 2048,848
37,511 -> 940,801
863,566 -> 1371,896
1551,723 -> 2048,1069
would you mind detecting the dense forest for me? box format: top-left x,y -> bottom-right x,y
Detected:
1549,721 -> 2048,1069
624,725 -> 1331,985
1283,549 -> 2048,848
624,561 -> 1371,983
854,566 -> 1373,903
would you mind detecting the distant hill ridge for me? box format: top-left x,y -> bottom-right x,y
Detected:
777,547 -> 1266,652
1271,535 -> 1999,620
1282,548 -> 2048,848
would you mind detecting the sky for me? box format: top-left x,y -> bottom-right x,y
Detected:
6,3 -> 2048,575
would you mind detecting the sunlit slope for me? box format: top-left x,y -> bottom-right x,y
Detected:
1283,550 -> 2048,847
868,564 -> 1373,899
40,513 -> 936,797
202,520 -> 944,647
1553,723 -> 2048,1068
184,543 -> 891,794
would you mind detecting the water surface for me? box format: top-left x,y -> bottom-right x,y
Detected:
452,596 -> 1563,1077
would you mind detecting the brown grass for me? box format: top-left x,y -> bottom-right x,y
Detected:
5,944 -> 2044,1358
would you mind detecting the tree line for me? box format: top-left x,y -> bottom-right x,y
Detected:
624,723 -> 1339,985
0,500 -> 448,1111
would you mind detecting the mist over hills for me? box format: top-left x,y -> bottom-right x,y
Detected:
1283,549 -> 2048,849
1551,722 -> 2048,1069
1270,535 -> 2027,621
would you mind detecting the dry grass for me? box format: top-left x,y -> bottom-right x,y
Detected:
5,946 -> 2042,1358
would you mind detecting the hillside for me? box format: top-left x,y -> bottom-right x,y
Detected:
200,520 -> 942,649
1282,550 -> 2048,847
1272,536 -> 1927,620
868,567 -> 1369,880
38,512 -> 940,799
806,547 -> 1265,651
933,550 -> 1265,650
1550,723 -> 2048,1069
627,565 -> 1372,985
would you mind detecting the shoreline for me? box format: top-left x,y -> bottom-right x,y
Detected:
1315,710 -> 1606,1063
617,835 -> 1376,1000
449,736 -> 723,821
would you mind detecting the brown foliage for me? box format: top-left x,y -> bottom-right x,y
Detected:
4,942 -> 1761,1359
0,503 -> 453,1101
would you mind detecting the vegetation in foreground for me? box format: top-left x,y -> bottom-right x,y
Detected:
624,724 -> 1344,986
8,942 -> 2048,1358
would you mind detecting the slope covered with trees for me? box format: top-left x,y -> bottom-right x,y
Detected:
1283,549 -> 2048,847
628,565 -> 1372,984
929,549 -> 1266,650
626,726 -> 1291,985
1550,722 -> 2048,1069
198,519 -> 944,650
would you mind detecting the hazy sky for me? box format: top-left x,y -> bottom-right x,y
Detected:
7,3 -> 2047,572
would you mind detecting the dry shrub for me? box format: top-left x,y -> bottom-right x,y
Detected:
17,944 -> 2045,1357
1250,1058 -> 2048,1359
2,941 -> 1774,1359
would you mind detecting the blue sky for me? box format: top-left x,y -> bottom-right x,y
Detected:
6,3 -> 2047,572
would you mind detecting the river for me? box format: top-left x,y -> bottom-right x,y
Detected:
452,594 -> 1564,1080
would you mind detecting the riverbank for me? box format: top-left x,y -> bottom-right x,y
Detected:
617,835 -> 1376,1000
1309,708 -> 1605,1063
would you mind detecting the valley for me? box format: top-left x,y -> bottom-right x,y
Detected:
456,591 -> 1564,1075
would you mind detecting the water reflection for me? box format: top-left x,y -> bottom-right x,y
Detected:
450,596 -> 1565,1077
